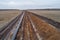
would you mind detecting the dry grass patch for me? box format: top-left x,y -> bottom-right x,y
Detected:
28,10 -> 60,22
0,11 -> 21,29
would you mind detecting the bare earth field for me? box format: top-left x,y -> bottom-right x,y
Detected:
0,10 -> 21,29
28,10 -> 60,22
0,10 -> 60,40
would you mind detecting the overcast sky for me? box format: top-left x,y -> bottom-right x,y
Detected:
0,0 -> 60,9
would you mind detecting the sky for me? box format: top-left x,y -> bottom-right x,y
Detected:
0,0 -> 60,9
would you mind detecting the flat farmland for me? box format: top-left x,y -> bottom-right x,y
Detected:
28,10 -> 60,22
0,10 -> 21,30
